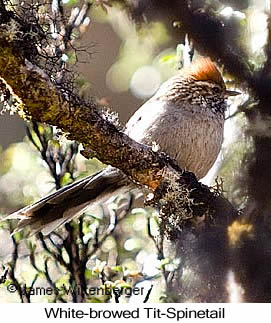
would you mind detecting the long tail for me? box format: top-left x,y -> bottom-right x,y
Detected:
5,167 -> 130,236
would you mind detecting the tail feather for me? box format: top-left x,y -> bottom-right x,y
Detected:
5,167 -> 130,236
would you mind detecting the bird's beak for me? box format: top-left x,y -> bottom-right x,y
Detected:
225,89 -> 241,96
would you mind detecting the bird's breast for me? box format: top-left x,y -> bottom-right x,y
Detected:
126,100 -> 224,179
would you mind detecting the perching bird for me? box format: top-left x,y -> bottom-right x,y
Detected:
7,57 -> 239,235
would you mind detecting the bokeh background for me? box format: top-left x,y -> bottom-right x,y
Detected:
0,0 -> 268,302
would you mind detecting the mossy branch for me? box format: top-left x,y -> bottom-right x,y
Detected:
0,12 -> 238,239
0,1 -> 245,302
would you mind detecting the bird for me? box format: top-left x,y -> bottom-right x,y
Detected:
7,57 -> 239,235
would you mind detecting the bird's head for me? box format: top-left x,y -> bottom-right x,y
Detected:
183,57 -> 240,98
154,57 -> 240,112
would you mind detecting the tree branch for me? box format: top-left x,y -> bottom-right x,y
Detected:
0,2 -> 241,302
0,14 -> 238,238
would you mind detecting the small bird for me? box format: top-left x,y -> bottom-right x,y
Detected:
7,57 -> 239,235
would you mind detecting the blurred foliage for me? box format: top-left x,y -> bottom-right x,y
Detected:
0,122 -> 165,302
0,0 -> 270,303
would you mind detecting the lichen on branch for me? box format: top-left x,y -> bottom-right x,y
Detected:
0,3 -> 238,239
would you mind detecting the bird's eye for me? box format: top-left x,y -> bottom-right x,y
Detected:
213,86 -> 220,94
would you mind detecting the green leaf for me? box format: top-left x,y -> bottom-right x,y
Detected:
84,269 -> 97,280
157,258 -> 170,269
160,54 -> 176,63
111,265 -> 124,273
3,279 -> 12,287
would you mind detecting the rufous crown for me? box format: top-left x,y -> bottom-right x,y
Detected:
182,57 -> 225,87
